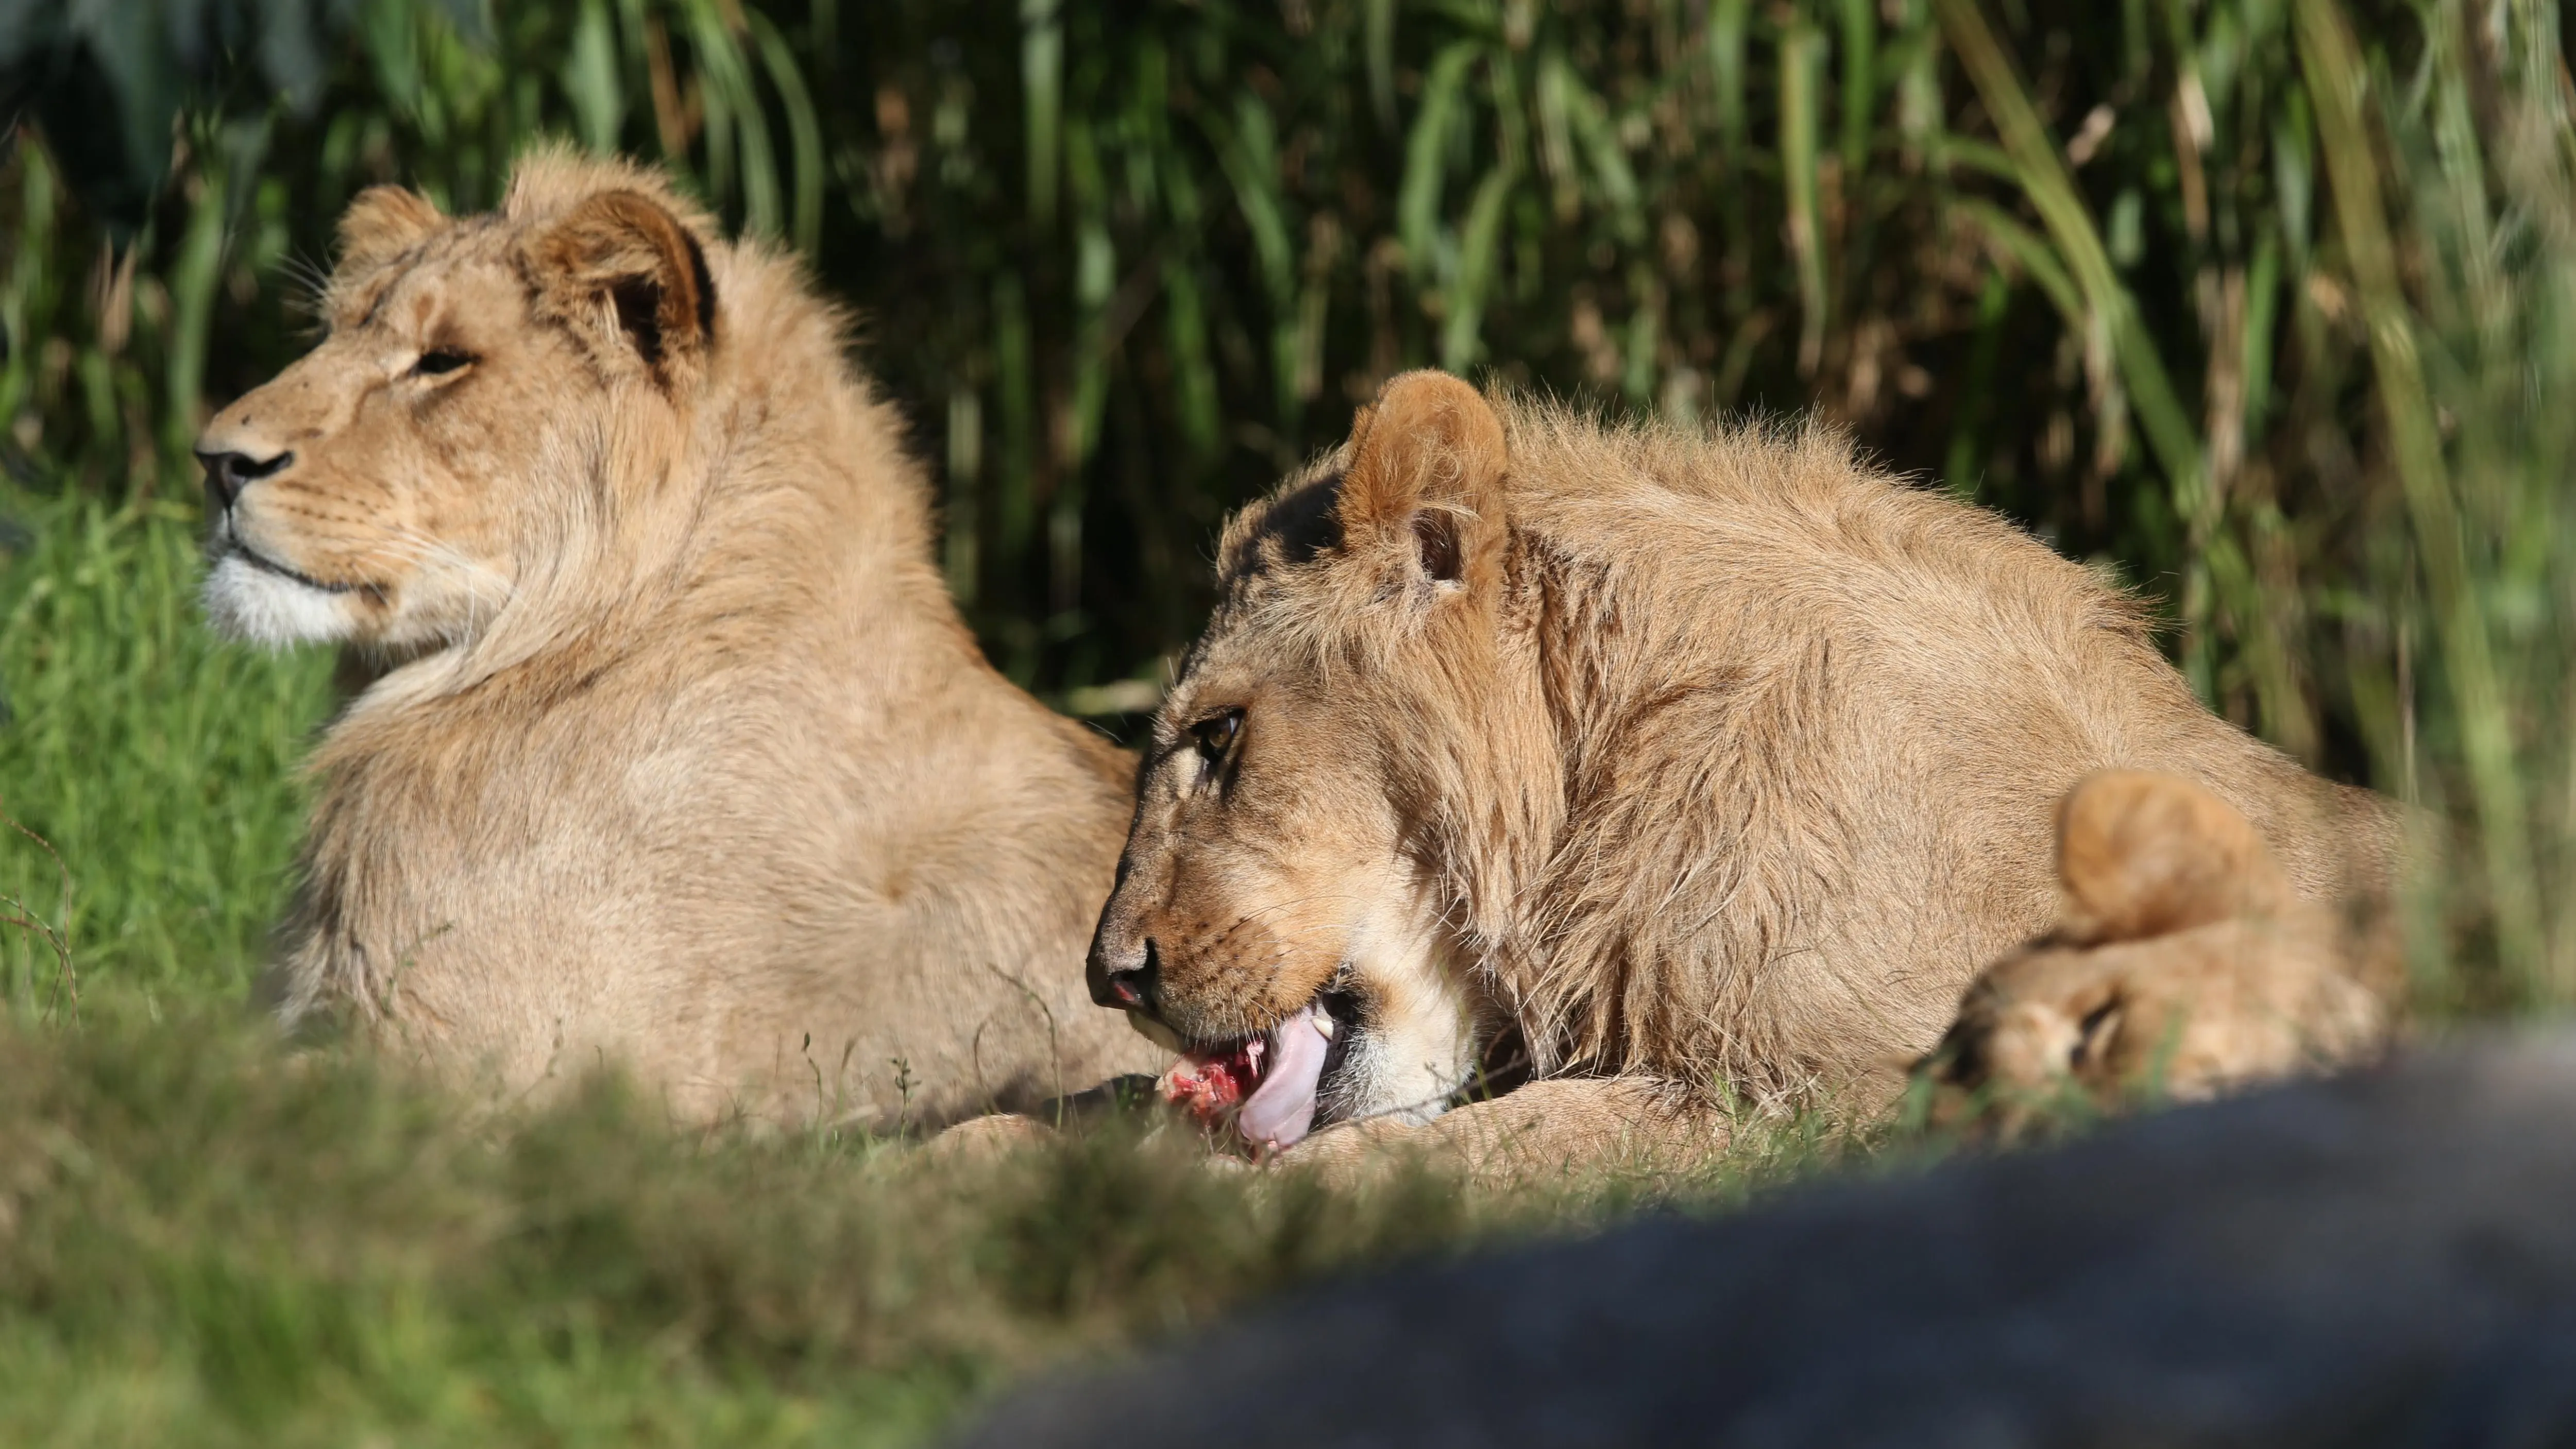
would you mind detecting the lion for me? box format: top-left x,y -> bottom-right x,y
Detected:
192,148 -> 1159,1124
1082,369 -> 2399,1166
1919,769 -> 2402,1135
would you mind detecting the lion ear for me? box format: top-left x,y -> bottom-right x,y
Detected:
1335,370 -> 1508,591
527,189 -> 717,388
335,186 -> 444,275
2052,771 -> 2292,946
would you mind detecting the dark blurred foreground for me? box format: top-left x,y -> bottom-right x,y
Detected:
965,1033 -> 2576,1448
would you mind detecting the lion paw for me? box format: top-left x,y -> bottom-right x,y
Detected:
922,1112 -> 1057,1163
1922,772 -> 2395,1134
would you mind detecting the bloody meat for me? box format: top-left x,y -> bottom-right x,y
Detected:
1160,1036 -> 1265,1126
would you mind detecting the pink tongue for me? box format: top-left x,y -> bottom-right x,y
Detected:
1238,1003 -> 1331,1151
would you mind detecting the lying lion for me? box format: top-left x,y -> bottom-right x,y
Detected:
194,148 -> 1157,1124
1083,369 -> 2399,1164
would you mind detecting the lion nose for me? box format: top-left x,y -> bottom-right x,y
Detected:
1088,935 -> 1162,1013
195,448 -> 295,513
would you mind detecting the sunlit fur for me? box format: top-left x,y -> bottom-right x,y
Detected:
1925,770 -> 2400,1136
1097,371 -> 2400,1145
200,553 -> 360,644
198,148 -> 1158,1123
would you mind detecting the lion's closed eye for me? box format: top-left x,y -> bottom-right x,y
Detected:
414,347 -> 474,377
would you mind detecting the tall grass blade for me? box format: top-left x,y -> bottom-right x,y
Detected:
2294,0 -> 2543,987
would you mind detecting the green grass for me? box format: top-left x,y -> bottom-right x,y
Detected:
0,490 -> 336,1007
0,996 -> 1853,1447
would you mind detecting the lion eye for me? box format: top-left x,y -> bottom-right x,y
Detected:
1191,710 -> 1243,768
414,347 -> 474,377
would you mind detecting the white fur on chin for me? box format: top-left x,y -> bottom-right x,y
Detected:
1327,891 -> 1482,1129
201,553 -> 356,645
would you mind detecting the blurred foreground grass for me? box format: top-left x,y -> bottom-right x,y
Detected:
0,997 -> 1851,1447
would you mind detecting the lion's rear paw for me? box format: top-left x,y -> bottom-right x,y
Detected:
1921,772 -> 2394,1135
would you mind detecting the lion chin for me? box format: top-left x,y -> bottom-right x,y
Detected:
200,551 -> 360,647
196,147 -> 1163,1127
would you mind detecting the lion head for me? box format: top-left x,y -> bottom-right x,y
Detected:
1090,372 -> 1535,1148
195,154 -> 718,650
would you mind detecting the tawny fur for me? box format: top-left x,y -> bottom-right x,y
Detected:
1924,770 -> 2400,1135
198,148 -> 1158,1124
1093,371 -> 2398,1145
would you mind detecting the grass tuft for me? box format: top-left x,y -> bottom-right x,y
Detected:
0,490 -> 336,1005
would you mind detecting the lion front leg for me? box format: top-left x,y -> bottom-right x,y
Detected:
1278,1078 -> 1727,1187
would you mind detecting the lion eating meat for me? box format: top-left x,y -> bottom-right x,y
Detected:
1086,370 -> 2399,1164
195,148 -> 1158,1123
